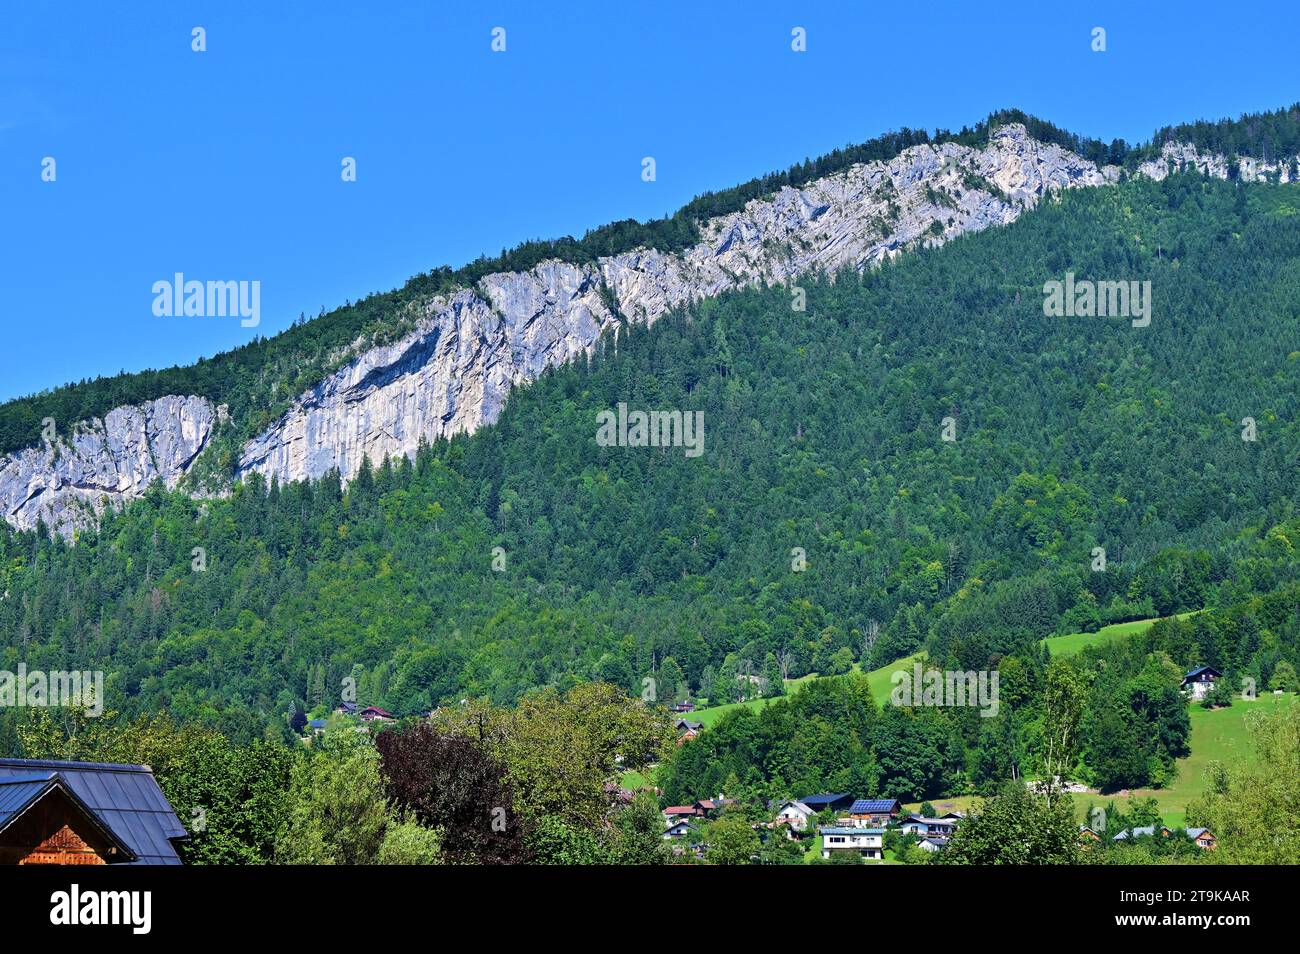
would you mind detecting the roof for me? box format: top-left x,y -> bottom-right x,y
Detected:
818,826 -> 885,836
307,719 -> 327,729
0,758 -> 187,865
663,806 -> 699,815
1113,825 -> 1172,841
800,793 -> 851,808
695,798 -> 734,810
1186,828 -> 1213,839
0,772 -> 60,825
849,798 -> 900,814
776,800 -> 813,815
1183,666 -> 1222,681
0,772 -> 137,861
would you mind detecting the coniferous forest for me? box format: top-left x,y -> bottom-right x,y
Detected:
4,159 -> 1300,869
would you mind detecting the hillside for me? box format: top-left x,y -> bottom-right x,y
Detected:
4,170 -> 1300,760
6,104 -> 1300,538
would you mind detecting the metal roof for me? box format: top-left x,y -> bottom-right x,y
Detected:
0,758 -> 187,865
800,793 -> 851,807
0,772 -> 57,826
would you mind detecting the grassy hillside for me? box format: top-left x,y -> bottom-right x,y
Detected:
1093,693 -> 1296,827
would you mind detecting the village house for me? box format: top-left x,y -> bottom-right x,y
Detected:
663,818 -> 697,841
799,792 -> 855,814
663,805 -> 701,822
693,797 -> 734,818
0,758 -> 188,865
898,814 -> 959,840
1112,825 -> 1216,849
819,826 -> 884,860
771,799 -> 816,834
1181,666 -> 1222,701
674,718 -> 703,744
358,706 -> 394,723
848,798 -> 902,826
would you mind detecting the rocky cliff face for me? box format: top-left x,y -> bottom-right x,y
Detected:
234,125 -> 1119,487
0,395 -> 215,536
4,124 -> 1286,536
1137,140 -> 1300,183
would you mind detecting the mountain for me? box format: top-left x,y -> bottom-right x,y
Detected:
3,147 -> 1300,753
5,105 -> 1300,537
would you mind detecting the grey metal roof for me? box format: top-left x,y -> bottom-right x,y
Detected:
0,758 -> 187,864
0,772 -> 57,825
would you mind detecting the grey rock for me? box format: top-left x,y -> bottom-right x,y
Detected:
3,124 -> 1275,534
0,395 -> 215,536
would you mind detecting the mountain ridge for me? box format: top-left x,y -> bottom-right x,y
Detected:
5,105 -> 1300,536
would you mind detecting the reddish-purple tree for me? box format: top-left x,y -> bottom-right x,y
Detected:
374,723 -> 532,864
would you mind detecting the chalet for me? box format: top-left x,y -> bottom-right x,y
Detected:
0,758 -> 187,866
849,798 -> 902,826
307,718 -> 327,735
819,826 -> 884,860
670,702 -> 696,713
663,805 -> 700,821
1185,827 -> 1217,850
772,800 -> 816,833
334,701 -> 359,716
916,837 -> 946,853
358,706 -> 394,723
1181,666 -> 1222,701
898,814 -> 958,839
674,718 -> 703,733
693,797 -> 734,818
663,819 -> 697,841
1079,825 -> 1102,843
799,792 -> 855,814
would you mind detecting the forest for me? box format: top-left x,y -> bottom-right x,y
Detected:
2,172 -> 1299,801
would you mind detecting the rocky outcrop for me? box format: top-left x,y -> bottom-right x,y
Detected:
235,125 -> 1120,486
8,123 -> 1289,535
1137,140 -> 1300,182
0,396 -> 215,536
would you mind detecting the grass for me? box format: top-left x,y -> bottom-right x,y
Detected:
677,610 -> 1274,829
690,612 -> 1188,729
1080,692 -> 1295,828
1041,612 -> 1199,658
691,654 -> 926,727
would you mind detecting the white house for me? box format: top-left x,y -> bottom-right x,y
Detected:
819,826 -> 884,860
898,815 -> 959,839
1181,666 -> 1222,701
773,800 -> 816,834
663,818 -> 696,841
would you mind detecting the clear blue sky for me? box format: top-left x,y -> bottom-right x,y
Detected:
2,0 -> 1296,402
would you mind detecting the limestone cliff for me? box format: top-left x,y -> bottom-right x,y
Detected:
4,122 -> 1288,536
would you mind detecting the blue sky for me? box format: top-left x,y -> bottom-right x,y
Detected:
2,0 -> 1297,402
